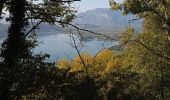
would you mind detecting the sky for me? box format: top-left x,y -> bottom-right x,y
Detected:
74,0 -> 123,12
32,0 -> 123,12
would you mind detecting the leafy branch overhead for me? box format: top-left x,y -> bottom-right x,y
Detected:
0,0 -> 80,23
110,0 -> 170,60
27,0 -> 77,24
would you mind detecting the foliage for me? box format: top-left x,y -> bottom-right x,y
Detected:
56,50 -> 120,77
109,0 -> 170,99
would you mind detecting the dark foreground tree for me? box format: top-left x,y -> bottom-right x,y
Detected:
1,0 -> 30,67
0,0 -> 80,99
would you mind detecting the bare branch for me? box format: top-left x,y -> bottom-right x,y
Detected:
25,20 -> 43,37
55,20 -> 115,40
69,32 -> 90,78
25,19 -> 116,41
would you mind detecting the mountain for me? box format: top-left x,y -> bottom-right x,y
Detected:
74,8 -> 141,29
71,8 -> 142,41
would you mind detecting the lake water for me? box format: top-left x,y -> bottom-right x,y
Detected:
0,34 -> 119,62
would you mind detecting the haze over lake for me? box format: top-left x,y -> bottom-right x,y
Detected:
0,33 -> 118,62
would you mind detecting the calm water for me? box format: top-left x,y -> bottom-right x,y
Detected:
0,34 -> 119,62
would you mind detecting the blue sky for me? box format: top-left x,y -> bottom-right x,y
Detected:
74,0 -> 123,12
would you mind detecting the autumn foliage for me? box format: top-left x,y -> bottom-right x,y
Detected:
56,49 -> 121,77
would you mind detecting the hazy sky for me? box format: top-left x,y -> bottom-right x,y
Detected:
74,0 -> 123,12
33,0 -> 123,12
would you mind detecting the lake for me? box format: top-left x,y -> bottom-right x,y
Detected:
0,34 -> 119,62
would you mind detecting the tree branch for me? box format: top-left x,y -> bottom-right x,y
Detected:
25,19 -> 116,41
25,20 -> 43,37
55,21 -> 115,40
69,32 -> 90,79
133,39 -> 170,60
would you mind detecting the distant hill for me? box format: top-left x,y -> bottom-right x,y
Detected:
74,8 -> 142,29
0,23 -> 62,39
71,8 -> 142,40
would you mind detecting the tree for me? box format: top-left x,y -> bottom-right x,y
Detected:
0,0 -> 80,99
110,0 -> 170,99
1,0 -> 31,67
